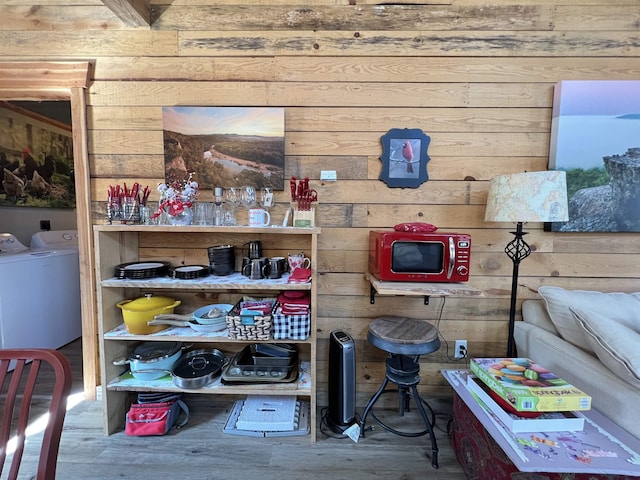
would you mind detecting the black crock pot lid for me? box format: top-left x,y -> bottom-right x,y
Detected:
131,341 -> 182,362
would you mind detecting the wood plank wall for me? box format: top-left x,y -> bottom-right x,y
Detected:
3,0 -> 640,408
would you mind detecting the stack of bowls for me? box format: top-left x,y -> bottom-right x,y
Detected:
207,244 -> 235,275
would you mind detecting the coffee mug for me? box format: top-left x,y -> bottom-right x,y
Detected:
243,240 -> 262,259
288,252 -> 311,272
248,208 -> 270,227
266,256 -> 287,279
241,256 -> 252,276
241,259 -> 264,280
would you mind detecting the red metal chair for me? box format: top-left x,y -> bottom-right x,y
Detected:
0,349 -> 72,480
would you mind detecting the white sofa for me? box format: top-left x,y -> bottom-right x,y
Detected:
514,286 -> 640,440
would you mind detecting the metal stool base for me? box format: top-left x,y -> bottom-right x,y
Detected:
360,355 -> 439,469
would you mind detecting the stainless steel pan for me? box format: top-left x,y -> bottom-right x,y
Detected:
129,348 -> 227,389
171,349 -> 227,389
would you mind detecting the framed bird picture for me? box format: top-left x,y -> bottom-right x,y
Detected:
378,128 -> 430,188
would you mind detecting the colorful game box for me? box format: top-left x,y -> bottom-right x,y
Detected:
466,375 -> 585,432
470,358 -> 592,412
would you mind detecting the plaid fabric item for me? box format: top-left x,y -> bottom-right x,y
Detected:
273,305 -> 311,340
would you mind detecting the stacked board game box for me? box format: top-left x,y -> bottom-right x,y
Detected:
470,358 -> 592,412
466,375 -> 585,432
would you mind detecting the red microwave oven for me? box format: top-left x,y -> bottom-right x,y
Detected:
368,230 -> 471,283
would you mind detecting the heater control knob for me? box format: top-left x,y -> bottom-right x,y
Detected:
457,265 -> 469,276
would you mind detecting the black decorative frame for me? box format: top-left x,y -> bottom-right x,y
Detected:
379,128 -> 431,188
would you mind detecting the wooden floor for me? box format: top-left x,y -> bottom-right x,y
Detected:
11,340 -> 468,479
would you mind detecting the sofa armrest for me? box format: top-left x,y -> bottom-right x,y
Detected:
522,299 -> 558,335
514,319 -> 640,440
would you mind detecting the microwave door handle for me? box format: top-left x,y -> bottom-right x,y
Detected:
446,237 -> 455,279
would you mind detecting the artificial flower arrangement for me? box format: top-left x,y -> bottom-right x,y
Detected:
153,172 -> 199,219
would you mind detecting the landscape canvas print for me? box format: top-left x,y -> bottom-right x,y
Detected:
162,107 -> 285,190
549,80 -> 640,232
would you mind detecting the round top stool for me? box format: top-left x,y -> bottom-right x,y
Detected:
367,316 -> 441,356
361,315 -> 441,469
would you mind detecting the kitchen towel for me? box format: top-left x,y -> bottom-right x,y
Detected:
287,267 -> 312,284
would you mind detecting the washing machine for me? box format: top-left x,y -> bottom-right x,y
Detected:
30,229 -> 83,347
30,229 -> 79,250
0,232 -> 82,351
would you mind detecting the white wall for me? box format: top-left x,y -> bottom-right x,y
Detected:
0,206 -> 77,246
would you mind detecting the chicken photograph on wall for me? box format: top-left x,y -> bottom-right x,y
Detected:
0,101 -> 75,209
162,107 -> 285,191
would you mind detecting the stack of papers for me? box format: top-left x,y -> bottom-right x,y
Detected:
224,395 -> 310,437
236,395 -> 298,431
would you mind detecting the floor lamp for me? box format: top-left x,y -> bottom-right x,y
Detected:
484,171 -> 569,357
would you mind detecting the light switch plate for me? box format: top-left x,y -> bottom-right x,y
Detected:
320,170 -> 337,181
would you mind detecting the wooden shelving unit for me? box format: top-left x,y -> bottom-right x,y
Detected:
94,224 -> 320,439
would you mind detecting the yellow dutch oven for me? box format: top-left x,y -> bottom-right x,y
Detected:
117,293 -> 182,334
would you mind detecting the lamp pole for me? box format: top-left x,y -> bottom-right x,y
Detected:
484,171 -> 569,357
504,222 -> 531,357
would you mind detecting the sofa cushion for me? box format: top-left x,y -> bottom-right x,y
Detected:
570,306 -> 640,389
537,286 -> 640,354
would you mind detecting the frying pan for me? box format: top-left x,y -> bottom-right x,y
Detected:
149,303 -> 234,332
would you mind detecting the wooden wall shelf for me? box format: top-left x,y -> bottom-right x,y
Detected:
367,274 -> 482,305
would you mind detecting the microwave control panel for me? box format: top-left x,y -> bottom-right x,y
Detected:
455,239 -> 471,276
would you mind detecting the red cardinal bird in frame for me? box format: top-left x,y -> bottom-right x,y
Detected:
402,141 -> 414,174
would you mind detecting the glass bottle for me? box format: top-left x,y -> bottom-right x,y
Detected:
213,187 -> 224,226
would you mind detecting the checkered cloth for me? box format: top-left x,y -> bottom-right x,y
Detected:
273,305 -> 311,340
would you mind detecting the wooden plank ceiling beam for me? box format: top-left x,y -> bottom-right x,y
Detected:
102,0 -> 151,28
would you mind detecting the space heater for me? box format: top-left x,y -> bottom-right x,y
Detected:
327,329 -> 356,433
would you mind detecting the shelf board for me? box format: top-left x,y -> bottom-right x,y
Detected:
101,272 -> 312,290
94,224 -> 321,235
367,274 -> 482,297
104,323 -> 313,343
107,361 -> 312,395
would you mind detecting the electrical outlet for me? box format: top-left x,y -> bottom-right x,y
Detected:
454,340 -> 468,359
